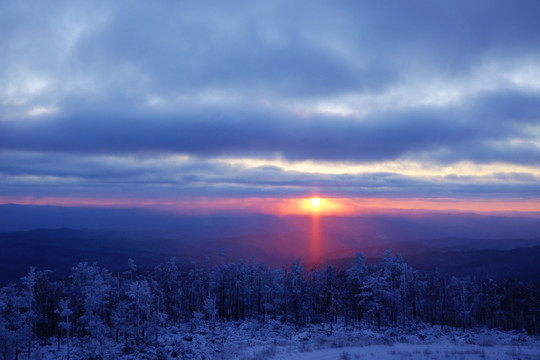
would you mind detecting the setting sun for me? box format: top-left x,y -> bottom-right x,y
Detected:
292,197 -> 350,215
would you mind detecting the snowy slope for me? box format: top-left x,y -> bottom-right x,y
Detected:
35,321 -> 539,360
276,344 -> 540,360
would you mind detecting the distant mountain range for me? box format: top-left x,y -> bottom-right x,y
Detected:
1,204 -> 539,283
2,204 -> 540,239
1,228 -> 539,284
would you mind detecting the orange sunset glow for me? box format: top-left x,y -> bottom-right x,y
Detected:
2,196 -> 539,216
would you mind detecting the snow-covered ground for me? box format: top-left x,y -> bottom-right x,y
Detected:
36,321 -> 539,360
275,343 -> 540,360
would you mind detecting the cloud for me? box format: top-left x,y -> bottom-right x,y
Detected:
1,1 -> 540,204
1,151 -> 539,201
2,87 -> 539,165
3,1 -> 540,112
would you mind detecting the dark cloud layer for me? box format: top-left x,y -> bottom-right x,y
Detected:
2,88 -> 539,164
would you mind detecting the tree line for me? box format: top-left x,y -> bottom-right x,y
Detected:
0,250 -> 539,359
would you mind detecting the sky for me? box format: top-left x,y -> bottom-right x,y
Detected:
1,0 -> 540,216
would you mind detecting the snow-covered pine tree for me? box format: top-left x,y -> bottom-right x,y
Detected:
69,262 -> 113,357
126,279 -> 154,347
56,299 -> 72,360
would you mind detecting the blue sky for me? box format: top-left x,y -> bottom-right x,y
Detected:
1,1 -> 539,214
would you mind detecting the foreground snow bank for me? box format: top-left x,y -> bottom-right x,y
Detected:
38,321 -> 539,360
276,343 -> 540,360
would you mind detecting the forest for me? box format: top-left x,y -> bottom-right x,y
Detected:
0,251 -> 539,359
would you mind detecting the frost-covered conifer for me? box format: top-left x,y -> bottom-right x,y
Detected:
69,262 -> 113,357
126,279 -> 153,347
56,299 -> 72,360
203,297 -> 218,331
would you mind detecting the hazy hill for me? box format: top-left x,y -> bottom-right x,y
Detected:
1,227 -> 540,284
1,204 -> 540,282
2,204 -> 540,240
